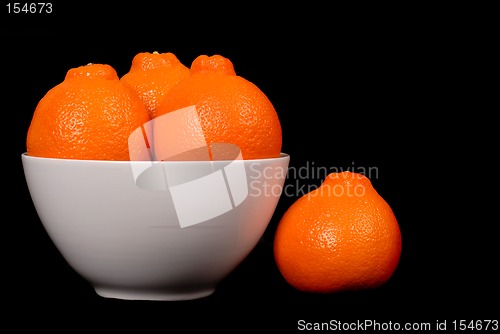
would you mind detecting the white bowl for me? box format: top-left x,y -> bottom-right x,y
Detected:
21,152 -> 290,300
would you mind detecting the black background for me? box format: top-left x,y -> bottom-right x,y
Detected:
3,3 -> 497,332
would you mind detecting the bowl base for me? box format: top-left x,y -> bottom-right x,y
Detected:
94,286 -> 215,301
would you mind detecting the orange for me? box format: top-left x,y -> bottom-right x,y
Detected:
26,63 -> 151,161
120,51 -> 190,119
154,54 -> 282,160
273,171 -> 402,293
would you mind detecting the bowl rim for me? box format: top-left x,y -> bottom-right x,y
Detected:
21,152 -> 290,164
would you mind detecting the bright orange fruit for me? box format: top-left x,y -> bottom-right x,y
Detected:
26,63 -> 151,161
274,171 -> 402,293
154,54 -> 282,160
120,51 -> 190,119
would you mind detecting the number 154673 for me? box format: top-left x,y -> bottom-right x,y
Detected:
452,320 -> 498,331
6,3 -> 53,14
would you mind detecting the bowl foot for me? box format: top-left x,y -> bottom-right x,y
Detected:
94,286 -> 215,301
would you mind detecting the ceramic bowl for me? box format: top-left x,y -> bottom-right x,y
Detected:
22,152 -> 290,300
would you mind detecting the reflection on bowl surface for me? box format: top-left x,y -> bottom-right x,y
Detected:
21,153 -> 290,300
